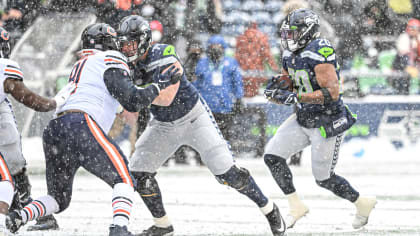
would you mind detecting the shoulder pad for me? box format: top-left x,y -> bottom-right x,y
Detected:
102,50 -> 129,71
301,39 -> 336,62
1,58 -> 23,80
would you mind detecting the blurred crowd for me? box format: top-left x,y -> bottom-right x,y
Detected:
2,0 -> 420,163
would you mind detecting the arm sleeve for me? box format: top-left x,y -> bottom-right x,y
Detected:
103,68 -> 160,112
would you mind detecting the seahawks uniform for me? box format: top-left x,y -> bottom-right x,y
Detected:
44,50 -> 135,212
0,58 -> 26,176
129,43 -> 235,175
265,38 -> 355,181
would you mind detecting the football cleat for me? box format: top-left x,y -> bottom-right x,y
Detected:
5,210 -> 23,233
109,224 -> 135,236
352,196 -> 377,229
136,225 -> 174,236
0,225 -> 13,236
27,215 -> 59,231
265,203 -> 287,236
285,192 -> 309,229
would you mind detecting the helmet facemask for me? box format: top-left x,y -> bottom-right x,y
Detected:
118,16 -> 152,63
280,9 -> 320,52
0,28 -> 10,58
0,41 -> 10,58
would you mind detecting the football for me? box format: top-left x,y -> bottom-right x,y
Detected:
275,74 -> 293,91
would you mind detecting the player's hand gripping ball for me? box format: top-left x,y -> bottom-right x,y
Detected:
264,74 -> 293,99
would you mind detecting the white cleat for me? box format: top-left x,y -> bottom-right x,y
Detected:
352,196 -> 377,229
285,192 -> 309,229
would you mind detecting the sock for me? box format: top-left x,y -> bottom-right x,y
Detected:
21,195 -> 59,224
237,176 -> 269,208
112,183 -> 134,227
153,215 -> 171,228
264,154 -> 296,194
286,192 -> 306,208
0,181 -> 14,207
260,199 -> 274,215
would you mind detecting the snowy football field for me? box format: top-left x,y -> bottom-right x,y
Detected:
16,137 -> 420,236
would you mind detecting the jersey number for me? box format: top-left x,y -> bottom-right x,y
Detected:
288,68 -> 313,94
68,58 -> 88,84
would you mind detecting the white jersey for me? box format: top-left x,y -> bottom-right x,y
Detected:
57,50 -> 130,133
0,58 -> 24,103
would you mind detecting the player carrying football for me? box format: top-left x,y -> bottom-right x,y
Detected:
263,9 -> 377,230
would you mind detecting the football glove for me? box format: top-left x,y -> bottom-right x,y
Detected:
265,88 -> 298,105
153,65 -> 181,91
53,82 -> 76,108
266,75 -> 290,91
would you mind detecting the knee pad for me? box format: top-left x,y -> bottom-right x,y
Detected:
264,154 -> 287,169
316,174 -> 338,190
215,166 -> 250,190
132,172 -> 160,196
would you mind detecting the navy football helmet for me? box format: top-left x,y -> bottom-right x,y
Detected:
118,15 -> 152,62
81,23 -> 119,51
280,9 -> 320,52
0,27 -> 11,58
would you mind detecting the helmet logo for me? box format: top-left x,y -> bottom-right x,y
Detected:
1,31 -> 9,41
305,16 -> 319,26
107,27 -> 117,37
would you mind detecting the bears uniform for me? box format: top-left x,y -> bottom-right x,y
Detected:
0,26 -> 73,234
263,9 -> 377,230
0,59 -> 26,176
5,23 -> 167,236
118,15 -> 286,236
7,23 -> 181,236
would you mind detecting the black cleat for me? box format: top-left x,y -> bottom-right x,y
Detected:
136,225 -> 174,236
265,203 -> 287,236
6,210 -> 23,233
109,224 -> 135,236
27,214 -> 59,231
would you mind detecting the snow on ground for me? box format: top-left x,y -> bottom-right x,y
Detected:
16,137 -> 420,236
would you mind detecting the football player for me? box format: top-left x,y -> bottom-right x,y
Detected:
0,26 -> 74,235
263,9 -> 377,229
6,23 -> 180,236
118,15 -> 286,236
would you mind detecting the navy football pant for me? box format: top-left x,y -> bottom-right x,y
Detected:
43,113 -> 134,212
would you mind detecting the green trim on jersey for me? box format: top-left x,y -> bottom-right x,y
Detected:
319,126 -> 327,138
163,45 -> 176,56
318,47 -> 334,58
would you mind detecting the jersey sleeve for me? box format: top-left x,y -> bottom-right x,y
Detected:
103,50 -> 131,74
146,44 -> 184,83
300,39 -> 337,68
3,59 -> 24,81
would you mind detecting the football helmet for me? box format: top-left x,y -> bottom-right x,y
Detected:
118,15 -> 152,62
280,9 -> 320,52
0,27 -> 11,58
81,23 -> 119,51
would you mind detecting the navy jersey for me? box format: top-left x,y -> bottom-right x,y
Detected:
132,44 -> 199,122
282,38 -> 344,117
